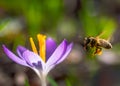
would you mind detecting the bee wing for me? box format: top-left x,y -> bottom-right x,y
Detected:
74,36 -> 85,46
107,35 -> 114,43
95,31 -> 105,38
96,30 -> 114,43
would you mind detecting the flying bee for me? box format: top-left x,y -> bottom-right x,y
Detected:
84,35 -> 112,55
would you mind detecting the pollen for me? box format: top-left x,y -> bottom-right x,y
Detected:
94,48 -> 102,55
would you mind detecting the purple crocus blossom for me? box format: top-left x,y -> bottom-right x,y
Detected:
2,37 -> 73,79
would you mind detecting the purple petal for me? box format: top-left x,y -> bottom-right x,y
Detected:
2,45 -> 28,66
17,45 -> 27,59
22,50 -> 45,69
56,43 -> 73,64
46,38 -> 57,61
46,39 -> 67,67
32,61 -> 42,70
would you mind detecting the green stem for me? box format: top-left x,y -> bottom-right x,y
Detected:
41,73 -> 47,86
34,69 -> 47,86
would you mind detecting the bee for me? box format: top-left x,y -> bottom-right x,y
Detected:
84,35 -> 112,55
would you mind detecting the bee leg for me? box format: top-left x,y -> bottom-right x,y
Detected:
84,46 -> 87,50
84,45 -> 89,51
94,47 -> 102,55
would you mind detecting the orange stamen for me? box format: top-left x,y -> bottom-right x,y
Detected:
29,37 -> 38,54
37,34 -> 46,62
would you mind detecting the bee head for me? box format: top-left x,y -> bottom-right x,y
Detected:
84,37 -> 91,45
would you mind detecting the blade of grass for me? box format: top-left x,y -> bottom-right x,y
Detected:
47,76 -> 58,86
25,79 -> 30,86
65,79 -> 72,86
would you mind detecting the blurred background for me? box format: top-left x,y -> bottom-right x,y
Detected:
0,0 -> 120,86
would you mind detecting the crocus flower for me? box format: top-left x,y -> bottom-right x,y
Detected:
2,34 -> 73,86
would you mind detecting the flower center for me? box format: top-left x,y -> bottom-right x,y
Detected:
29,34 -> 46,62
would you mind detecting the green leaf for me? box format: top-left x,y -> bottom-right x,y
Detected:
0,19 -> 10,30
98,17 -> 116,39
80,0 -> 116,38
